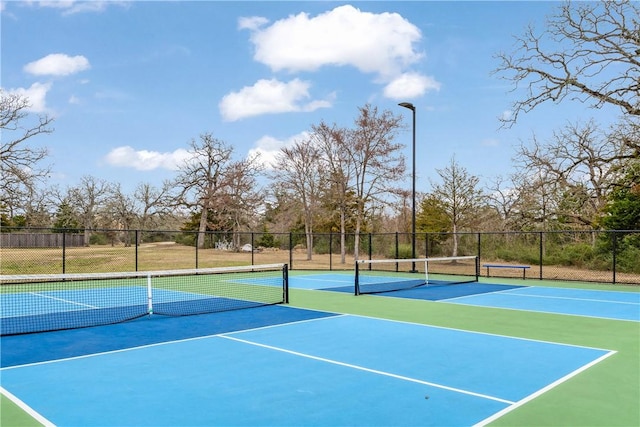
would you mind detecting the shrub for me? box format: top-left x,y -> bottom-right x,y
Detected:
389,244 -> 413,259
616,245 -> 640,274
89,233 -> 108,245
545,243 -> 594,268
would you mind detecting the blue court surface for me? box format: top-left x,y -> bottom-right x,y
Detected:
289,272 -> 355,290
1,310 -> 614,426
444,286 -> 640,322
289,274 -> 639,322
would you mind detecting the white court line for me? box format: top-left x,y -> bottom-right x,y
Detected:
220,333 -> 515,405
497,289 -> 640,305
441,286 -> 527,302
223,311 -> 615,353
2,311 -> 616,426
29,292 -> 99,309
0,386 -> 55,427
0,312 -> 347,370
440,287 -> 640,322
474,350 -> 617,427
444,300 -> 640,323
294,276 -> 353,284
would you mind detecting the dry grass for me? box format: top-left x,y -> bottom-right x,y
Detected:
1,242 -> 638,284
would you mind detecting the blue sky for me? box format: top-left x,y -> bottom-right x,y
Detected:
2,1 -> 622,195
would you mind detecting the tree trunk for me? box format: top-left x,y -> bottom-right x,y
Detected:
452,223 -> 459,257
197,206 -> 208,248
305,226 -> 313,261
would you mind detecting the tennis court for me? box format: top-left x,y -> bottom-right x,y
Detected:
444,286 -> 640,322
1,262 -> 639,426
0,265 -> 287,335
288,264 -> 639,322
0,309 -> 614,426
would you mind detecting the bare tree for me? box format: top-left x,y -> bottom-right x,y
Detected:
430,156 -> 483,256
1,90 -> 54,217
610,117 -> 640,158
515,120 -> 630,228
513,170 -> 559,232
174,133 -> 262,249
106,184 -> 138,246
485,175 -> 522,231
495,0 -> 640,126
174,133 -> 234,249
311,121 -> 354,264
347,104 -> 406,258
134,181 -> 176,235
272,138 -> 324,260
67,176 -> 114,245
223,153 -> 265,249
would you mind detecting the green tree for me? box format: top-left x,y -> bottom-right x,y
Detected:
416,195 -> 451,234
429,156 -> 483,256
600,161 -> 640,231
52,199 -> 81,232
416,194 -> 451,256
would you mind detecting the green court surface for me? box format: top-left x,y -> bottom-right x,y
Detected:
1,275 -> 639,426
286,277 -> 639,427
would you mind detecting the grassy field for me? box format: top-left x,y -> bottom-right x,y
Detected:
2,242 -> 639,284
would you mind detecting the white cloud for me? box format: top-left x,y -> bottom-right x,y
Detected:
8,82 -> 52,113
383,72 -> 441,99
238,16 -> 269,31
31,1 -> 76,9
242,5 -> 423,78
248,132 -> 310,169
24,53 -> 90,77
32,1 -> 130,15
219,78 -> 332,121
104,146 -> 191,171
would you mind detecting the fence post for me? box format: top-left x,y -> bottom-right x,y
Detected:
195,232 -> 199,269
289,233 -> 293,270
368,233 -> 372,261
538,232 -> 543,280
612,231 -> 617,285
395,232 -> 399,260
62,231 -> 66,274
329,232 -> 333,271
135,230 -> 139,272
251,232 -> 255,266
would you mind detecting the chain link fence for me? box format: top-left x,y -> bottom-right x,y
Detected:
1,228 -> 638,285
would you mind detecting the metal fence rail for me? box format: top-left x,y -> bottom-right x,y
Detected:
1,228 -> 638,285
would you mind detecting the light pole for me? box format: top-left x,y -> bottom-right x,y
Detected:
398,102 -> 416,270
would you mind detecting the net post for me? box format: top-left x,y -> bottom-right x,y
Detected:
147,273 -> 153,315
283,264 -> 289,304
424,260 -> 429,284
354,261 -> 360,295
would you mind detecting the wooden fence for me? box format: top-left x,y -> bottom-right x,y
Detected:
0,233 -> 85,248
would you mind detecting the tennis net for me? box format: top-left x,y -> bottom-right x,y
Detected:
0,263 -> 288,335
355,256 -> 479,295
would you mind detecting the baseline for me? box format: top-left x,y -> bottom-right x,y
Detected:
444,286 -> 640,321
